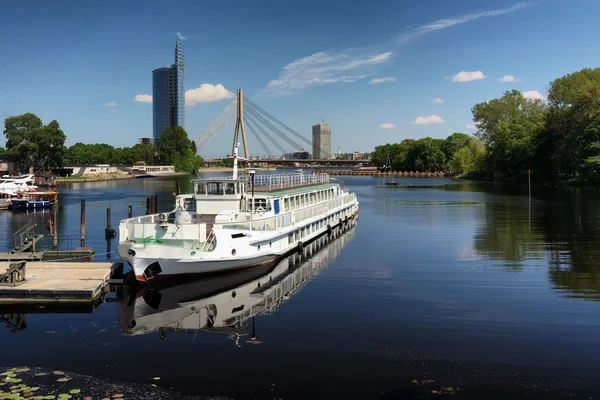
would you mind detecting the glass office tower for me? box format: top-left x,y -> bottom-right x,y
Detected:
152,40 -> 186,143
152,66 -> 174,141
174,40 -> 185,130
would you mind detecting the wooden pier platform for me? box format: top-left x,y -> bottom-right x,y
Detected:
0,262 -> 116,305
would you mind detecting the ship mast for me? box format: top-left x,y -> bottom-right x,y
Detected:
231,89 -> 249,160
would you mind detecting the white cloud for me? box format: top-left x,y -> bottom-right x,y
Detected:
498,75 -> 520,82
260,3 -> 533,96
185,84 -> 235,106
260,50 -> 393,96
398,2 -> 534,44
134,94 -> 152,103
451,71 -> 486,82
369,77 -> 397,84
466,124 -> 477,129
104,102 -> 116,107
522,90 -> 546,101
380,123 -> 397,129
411,115 -> 445,125
384,100 -> 393,104
177,32 -> 189,40
432,98 -> 444,104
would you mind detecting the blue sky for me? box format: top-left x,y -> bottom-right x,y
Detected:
1,0 -> 600,157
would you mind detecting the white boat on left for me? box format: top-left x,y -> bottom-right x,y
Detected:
0,174 -> 37,196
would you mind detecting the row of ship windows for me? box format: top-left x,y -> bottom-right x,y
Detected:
283,188 -> 336,212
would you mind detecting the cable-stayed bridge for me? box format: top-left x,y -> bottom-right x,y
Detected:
194,90 -> 370,165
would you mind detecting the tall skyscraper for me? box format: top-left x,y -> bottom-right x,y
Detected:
312,123 -> 332,159
152,40 -> 186,142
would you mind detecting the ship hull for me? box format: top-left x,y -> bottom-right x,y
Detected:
118,208 -> 358,283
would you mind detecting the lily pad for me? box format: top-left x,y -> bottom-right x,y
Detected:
34,373 -> 47,377
52,372 -> 64,376
13,369 -> 29,373
56,378 -> 70,383
68,390 -> 80,395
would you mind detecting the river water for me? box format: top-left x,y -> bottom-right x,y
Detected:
1,175 -> 600,399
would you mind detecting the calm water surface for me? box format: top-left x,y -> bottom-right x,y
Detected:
1,175 -> 600,399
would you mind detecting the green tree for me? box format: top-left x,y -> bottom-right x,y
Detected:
0,147 -> 5,154
450,146 -> 474,176
131,143 -> 159,165
38,120 -> 67,168
541,68 -> 600,182
158,127 -> 203,172
472,90 -> 546,180
3,113 -> 66,170
405,137 -> 446,172
443,132 -> 470,160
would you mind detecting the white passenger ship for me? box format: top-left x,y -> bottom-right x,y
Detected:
117,145 -> 359,282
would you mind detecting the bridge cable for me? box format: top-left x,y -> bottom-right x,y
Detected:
244,113 -> 289,155
244,97 -> 334,158
244,117 -> 274,158
245,105 -> 302,151
194,100 -> 236,151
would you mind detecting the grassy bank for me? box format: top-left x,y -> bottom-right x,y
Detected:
56,173 -> 134,183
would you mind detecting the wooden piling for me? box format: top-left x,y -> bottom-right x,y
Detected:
105,206 -> 115,240
176,181 -> 181,195
128,205 -> 132,218
153,195 -> 159,214
80,199 -> 86,248
145,197 -> 150,215
52,205 -> 58,250
106,206 -> 113,259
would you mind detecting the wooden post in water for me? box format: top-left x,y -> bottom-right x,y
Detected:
176,181 -> 181,195
154,195 -> 159,214
80,199 -> 86,248
145,197 -> 150,215
105,206 -> 113,260
528,169 -> 531,201
128,205 -> 132,218
105,205 -> 116,239
52,204 -> 58,250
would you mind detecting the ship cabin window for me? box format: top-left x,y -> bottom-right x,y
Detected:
284,198 -> 290,211
225,182 -> 236,194
249,198 -> 271,211
195,183 -> 206,195
207,182 -> 224,195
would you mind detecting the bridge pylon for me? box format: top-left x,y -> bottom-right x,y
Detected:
232,89 -> 249,159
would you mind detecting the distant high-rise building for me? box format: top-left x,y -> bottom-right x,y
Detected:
312,123 -> 332,159
152,39 -> 186,142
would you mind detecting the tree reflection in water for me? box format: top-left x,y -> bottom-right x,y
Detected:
471,182 -> 600,300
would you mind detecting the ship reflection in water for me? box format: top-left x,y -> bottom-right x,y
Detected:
117,220 -> 357,345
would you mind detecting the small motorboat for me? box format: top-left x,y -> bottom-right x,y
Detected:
11,191 -> 58,212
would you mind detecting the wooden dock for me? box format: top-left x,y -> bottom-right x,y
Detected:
0,261 -> 117,305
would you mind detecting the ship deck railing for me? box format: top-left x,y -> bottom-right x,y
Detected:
251,173 -> 330,192
220,192 -> 356,231
121,192 -> 357,246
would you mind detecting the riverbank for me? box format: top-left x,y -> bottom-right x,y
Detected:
56,172 -> 191,183
56,173 -> 135,183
